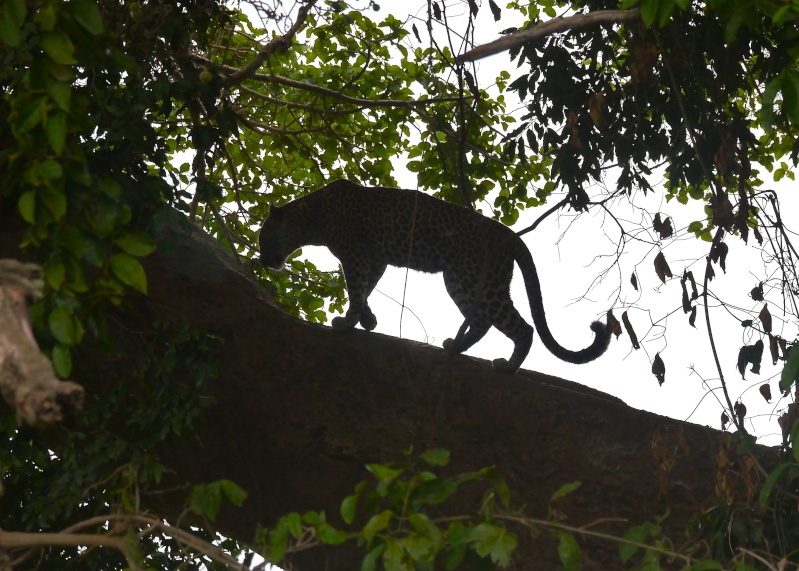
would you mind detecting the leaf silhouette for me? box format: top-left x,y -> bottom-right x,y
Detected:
759,304 -> 772,334
737,340 -> 764,379
750,282 -> 764,301
622,311 -> 639,349
607,309 -> 623,339
654,251 -> 672,283
488,0 -> 501,21
652,353 -> 665,386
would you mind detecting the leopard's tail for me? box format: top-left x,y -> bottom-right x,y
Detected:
514,238 -> 610,364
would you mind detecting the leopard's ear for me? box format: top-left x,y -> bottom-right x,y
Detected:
268,203 -> 283,220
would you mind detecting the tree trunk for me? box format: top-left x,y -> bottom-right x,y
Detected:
0,208 -> 741,570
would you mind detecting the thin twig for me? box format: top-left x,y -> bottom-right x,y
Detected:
516,196 -> 569,237
703,227 -> 741,431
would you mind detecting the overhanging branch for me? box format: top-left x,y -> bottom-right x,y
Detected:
225,0 -> 319,87
456,8 -> 641,63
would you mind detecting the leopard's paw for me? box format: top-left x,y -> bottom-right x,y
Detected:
491,358 -> 517,374
359,310 -> 377,331
331,315 -> 357,330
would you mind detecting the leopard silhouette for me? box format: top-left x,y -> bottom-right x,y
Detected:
259,179 -> 610,373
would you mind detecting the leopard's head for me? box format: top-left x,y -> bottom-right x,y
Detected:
258,204 -> 296,270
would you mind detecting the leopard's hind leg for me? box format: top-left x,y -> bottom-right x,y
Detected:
489,288 -> 533,373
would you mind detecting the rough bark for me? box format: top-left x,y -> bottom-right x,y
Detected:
0,260 -> 84,427
0,209 -> 747,569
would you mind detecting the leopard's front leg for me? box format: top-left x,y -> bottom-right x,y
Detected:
331,261 -> 386,331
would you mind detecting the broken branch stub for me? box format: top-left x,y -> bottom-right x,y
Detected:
0,259 -> 84,427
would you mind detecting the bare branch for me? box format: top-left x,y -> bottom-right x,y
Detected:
193,54 -> 467,109
225,0 -> 320,87
456,8 -> 641,63
6,513 -> 248,571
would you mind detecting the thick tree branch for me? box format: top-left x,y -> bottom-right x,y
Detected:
0,260 -> 83,427
456,9 -> 641,63
224,0 -> 319,87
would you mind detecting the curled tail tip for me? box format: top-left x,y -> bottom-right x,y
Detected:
589,320 -> 612,351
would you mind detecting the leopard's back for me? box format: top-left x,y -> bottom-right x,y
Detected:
315,180 -> 515,273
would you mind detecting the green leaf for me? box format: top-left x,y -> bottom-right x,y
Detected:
0,0 -> 25,47
40,31 -> 77,64
361,544 -> 385,571
219,479 -> 247,506
124,530 -> 145,566
409,478 -> 458,505
72,0 -> 104,35
419,448 -> 450,466
47,81 -> 71,111
98,178 -> 122,199
52,344 -> 72,377
761,77 -> 782,130
49,306 -> 78,345
16,97 -> 44,133
367,463 -> 402,482
790,421 -> 799,463
38,159 -> 63,180
758,462 -> 793,506
189,482 -> 222,520
341,493 -> 358,524
620,527 -> 644,562
408,513 -> 442,555
18,191 -> 35,223
468,523 -> 517,567
362,510 -> 392,541
551,481 -> 581,502
484,467 -> 511,508
40,188 -> 67,220
442,542 -> 466,570
783,72 -> 799,125
46,111 -> 67,155
382,540 -> 406,571
64,256 -> 89,293
780,345 -> 799,393
640,0 -> 659,26
656,0 -> 676,27
115,232 -> 157,257
316,522 -> 349,545
286,512 -> 303,539
46,260 -> 66,290
557,532 -> 581,571
34,3 -> 56,30
110,252 -> 148,294
269,521 -> 289,563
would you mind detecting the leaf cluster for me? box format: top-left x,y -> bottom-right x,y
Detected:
257,449 -> 518,571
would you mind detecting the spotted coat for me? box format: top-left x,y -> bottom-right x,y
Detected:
259,180 -> 609,373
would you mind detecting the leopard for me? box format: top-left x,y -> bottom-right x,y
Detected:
258,179 -> 610,374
